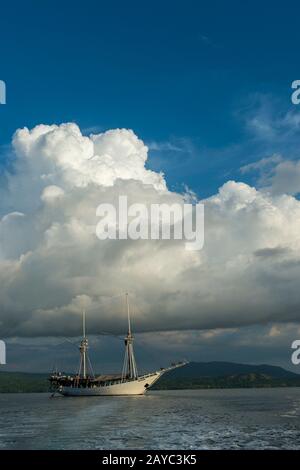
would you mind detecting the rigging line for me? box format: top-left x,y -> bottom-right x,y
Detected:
123,296 -> 163,369
97,331 -> 123,340
97,293 -> 126,303
87,355 -> 95,378
60,337 -> 79,348
0,325 -> 22,339
1,294 -> 129,339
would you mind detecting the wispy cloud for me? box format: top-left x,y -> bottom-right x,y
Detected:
82,124 -> 105,135
240,154 -> 283,175
240,93 -> 300,147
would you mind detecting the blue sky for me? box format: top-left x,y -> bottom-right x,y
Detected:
1,0 -> 300,196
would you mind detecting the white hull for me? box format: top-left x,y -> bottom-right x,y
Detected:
59,371 -> 163,397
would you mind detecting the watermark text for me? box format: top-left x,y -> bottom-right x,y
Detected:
0,340 -> 6,364
291,80 -> 300,105
0,80 -> 6,105
96,196 -> 204,251
291,340 -> 300,365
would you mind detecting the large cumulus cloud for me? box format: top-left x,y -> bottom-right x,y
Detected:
1,122 -> 300,337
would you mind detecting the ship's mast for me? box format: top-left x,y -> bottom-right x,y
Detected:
122,293 -> 138,381
78,310 -> 89,379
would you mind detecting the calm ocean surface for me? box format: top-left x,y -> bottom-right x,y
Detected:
0,389 -> 300,449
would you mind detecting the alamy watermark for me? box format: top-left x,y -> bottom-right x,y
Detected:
291,340 -> 300,365
0,80 -> 6,105
96,196 -> 204,251
0,340 -> 6,364
291,80 -> 300,105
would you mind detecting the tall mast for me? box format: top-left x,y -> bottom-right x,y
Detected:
122,293 -> 138,381
126,293 -> 131,335
79,310 -> 88,379
82,310 -> 86,379
83,310 -> 86,338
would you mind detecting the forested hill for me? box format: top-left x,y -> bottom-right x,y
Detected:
153,361 -> 300,390
1,362 -> 300,392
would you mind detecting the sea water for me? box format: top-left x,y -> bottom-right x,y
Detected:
0,388 -> 300,449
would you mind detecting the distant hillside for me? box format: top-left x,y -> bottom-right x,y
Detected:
1,362 -> 300,392
0,371 -> 48,393
152,361 -> 300,390
164,361 -> 300,379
